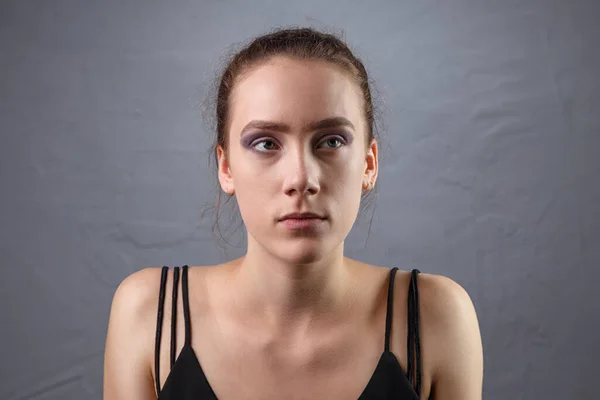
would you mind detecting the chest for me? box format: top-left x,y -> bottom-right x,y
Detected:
193,329 -> 386,399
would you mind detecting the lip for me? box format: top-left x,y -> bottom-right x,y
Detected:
278,212 -> 326,231
279,212 -> 324,221
279,217 -> 325,230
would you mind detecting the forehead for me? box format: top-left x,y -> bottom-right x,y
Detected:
229,57 -> 363,133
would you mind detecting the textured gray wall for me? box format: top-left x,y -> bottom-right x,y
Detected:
1,0 -> 599,399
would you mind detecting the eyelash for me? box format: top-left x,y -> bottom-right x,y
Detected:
252,135 -> 346,152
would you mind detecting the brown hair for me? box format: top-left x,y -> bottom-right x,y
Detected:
200,26 -> 386,251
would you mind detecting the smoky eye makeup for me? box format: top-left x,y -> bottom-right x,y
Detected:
322,131 -> 354,146
239,130 -> 355,150
240,132 -> 268,149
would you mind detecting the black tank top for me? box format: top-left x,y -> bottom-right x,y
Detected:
154,265 -> 422,399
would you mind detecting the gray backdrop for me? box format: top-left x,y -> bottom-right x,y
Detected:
1,0 -> 598,399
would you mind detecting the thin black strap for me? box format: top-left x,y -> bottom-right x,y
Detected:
170,266 -> 180,368
154,266 -> 169,395
181,265 -> 192,346
406,268 -> 422,396
384,267 -> 399,352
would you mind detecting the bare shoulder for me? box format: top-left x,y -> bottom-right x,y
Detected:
110,267 -> 165,324
415,272 -> 484,399
416,272 -> 478,324
103,267 -> 165,399
414,272 -> 481,354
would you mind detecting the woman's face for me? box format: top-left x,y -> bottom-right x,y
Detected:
217,56 -> 378,264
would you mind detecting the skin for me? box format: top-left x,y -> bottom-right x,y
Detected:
104,56 -> 483,399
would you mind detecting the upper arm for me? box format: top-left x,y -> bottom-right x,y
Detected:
103,267 -> 161,400
423,275 -> 484,400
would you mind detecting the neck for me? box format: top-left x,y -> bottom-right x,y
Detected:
230,239 -> 355,334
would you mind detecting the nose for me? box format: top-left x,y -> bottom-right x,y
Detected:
282,145 -> 320,197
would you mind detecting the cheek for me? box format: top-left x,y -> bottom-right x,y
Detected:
238,170 -> 277,207
229,147 -> 270,189
230,163 -> 274,226
234,173 -> 271,209
326,163 -> 364,219
331,154 -> 365,190
338,157 -> 367,207
235,190 -> 272,239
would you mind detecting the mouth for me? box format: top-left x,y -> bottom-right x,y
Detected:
279,212 -> 325,221
279,217 -> 326,230
278,212 -> 326,231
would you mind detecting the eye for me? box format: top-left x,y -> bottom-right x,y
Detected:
318,136 -> 345,149
253,139 -> 280,152
250,135 -> 347,152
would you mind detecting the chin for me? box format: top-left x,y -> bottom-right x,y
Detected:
272,238 -> 330,265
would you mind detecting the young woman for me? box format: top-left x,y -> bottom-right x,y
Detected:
104,27 -> 483,399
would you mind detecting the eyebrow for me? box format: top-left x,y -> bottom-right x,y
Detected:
240,117 -> 355,135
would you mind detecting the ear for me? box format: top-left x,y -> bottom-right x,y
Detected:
362,138 -> 378,191
216,145 -> 235,195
